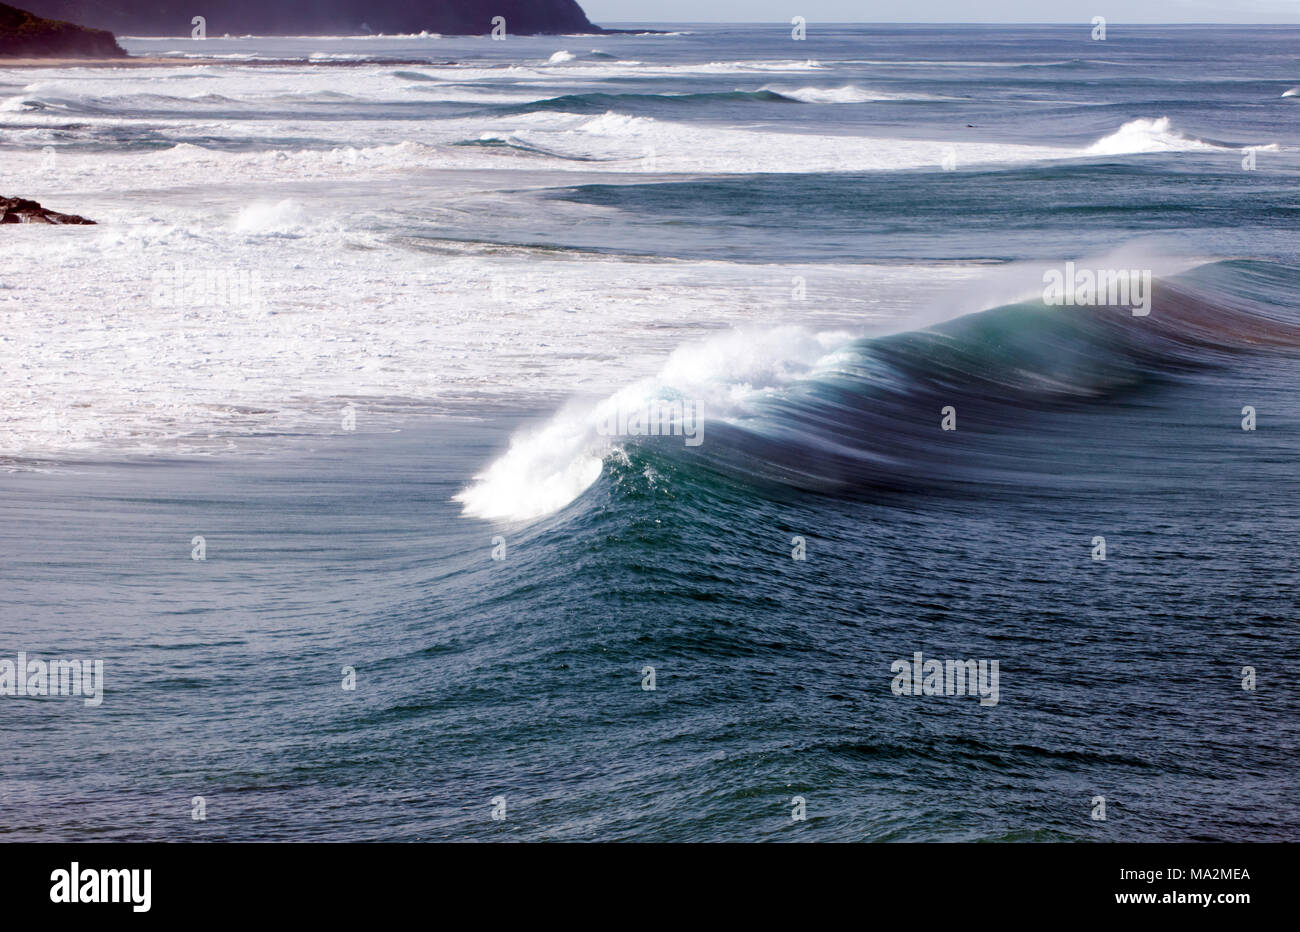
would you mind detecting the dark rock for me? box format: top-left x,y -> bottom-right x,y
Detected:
0,196 -> 96,224
17,1 -> 603,36
0,3 -> 126,57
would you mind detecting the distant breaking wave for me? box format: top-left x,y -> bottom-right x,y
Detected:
544,50 -> 620,64
503,84 -> 951,114
1086,116 -> 1220,155
501,89 -> 799,115
761,84 -> 957,103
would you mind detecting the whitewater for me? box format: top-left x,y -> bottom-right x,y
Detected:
3,30 -> 1290,470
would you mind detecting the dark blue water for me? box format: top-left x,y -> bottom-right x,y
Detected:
2,24 -> 1299,841
4,311 -> 1297,840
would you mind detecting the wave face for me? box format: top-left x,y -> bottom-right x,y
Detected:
460,260 -> 1300,522
692,261 -> 1300,495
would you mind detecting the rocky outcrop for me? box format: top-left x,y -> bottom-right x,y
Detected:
0,3 -> 125,57
16,1 -> 602,36
1,196 -> 95,224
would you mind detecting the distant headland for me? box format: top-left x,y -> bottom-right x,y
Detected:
14,1 -> 606,36
0,3 -> 125,57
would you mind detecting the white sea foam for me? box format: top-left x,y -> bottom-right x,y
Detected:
575,111 -> 655,136
0,48 -> 1254,469
0,208 -> 970,463
232,199 -> 310,234
0,115 -> 1096,183
2,62 -> 1230,180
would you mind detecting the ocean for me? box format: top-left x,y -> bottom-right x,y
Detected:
1,23 -> 1297,841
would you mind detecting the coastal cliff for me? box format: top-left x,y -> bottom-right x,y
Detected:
16,1 -> 602,36
0,3 -> 125,57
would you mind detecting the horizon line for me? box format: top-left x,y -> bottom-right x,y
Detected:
595,20 -> 1300,26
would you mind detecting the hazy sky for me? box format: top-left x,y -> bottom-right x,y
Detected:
582,1 -> 1300,23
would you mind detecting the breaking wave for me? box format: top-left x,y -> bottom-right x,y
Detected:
458,260 -> 1300,523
